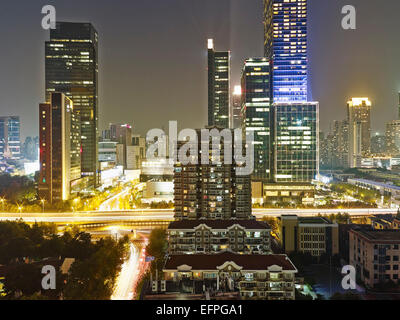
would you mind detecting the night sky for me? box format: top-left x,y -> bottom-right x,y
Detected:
1,0 -> 400,140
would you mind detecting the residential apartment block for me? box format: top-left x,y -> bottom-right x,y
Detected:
349,229 -> 400,288
163,252 -> 297,300
168,220 -> 271,255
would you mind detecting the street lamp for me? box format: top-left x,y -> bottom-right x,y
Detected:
40,199 -> 45,213
73,198 -> 79,212
0,198 -> 5,212
18,205 -> 23,213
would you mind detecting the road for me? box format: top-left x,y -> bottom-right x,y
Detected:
111,243 -> 139,300
0,208 -> 397,224
99,187 -> 132,211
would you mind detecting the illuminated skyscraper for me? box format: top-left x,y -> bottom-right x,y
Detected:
38,93 -> 82,203
347,98 -> 371,168
264,0 -> 308,103
0,116 -> 20,160
386,121 -> 400,156
241,58 -> 273,181
272,102 -> 319,183
232,85 -> 243,129
208,39 -> 230,128
45,22 -> 98,185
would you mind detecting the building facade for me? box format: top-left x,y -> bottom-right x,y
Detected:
281,215 -> 339,257
0,116 -> 20,161
168,220 -> 271,255
45,22 -> 98,184
208,39 -> 230,129
98,140 -> 117,163
173,127 -> 252,220
272,102 -> 319,183
264,0 -> 308,103
232,85 -> 243,129
163,252 -> 297,300
38,93 -> 82,203
386,120 -> 400,156
347,98 -> 372,168
241,58 -> 273,181
349,229 -> 400,288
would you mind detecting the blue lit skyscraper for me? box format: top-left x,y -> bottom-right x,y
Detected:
264,0 -> 308,103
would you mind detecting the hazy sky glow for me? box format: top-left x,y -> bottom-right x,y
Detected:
0,0 -> 400,140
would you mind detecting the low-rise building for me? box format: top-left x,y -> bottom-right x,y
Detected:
349,229 -> 400,288
281,215 -> 339,257
163,252 -> 297,300
142,181 -> 174,204
168,220 -> 271,255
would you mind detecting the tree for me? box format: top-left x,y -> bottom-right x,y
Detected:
3,264 -> 42,297
63,236 -> 128,300
146,229 -> 167,276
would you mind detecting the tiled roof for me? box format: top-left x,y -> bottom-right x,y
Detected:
164,252 -> 297,271
168,219 -> 270,230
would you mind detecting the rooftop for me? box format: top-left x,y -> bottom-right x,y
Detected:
351,229 -> 400,242
168,219 -> 270,230
298,217 -> 333,224
164,252 -> 297,271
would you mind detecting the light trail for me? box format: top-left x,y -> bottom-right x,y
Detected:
0,208 -> 397,224
111,243 -> 139,300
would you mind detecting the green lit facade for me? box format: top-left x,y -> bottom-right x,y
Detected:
272,102 -> 319,183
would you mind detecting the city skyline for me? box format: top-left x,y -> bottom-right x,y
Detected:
1,0 -> 400,139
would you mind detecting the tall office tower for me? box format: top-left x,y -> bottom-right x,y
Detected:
108,123 -> 132,168
331,120 -> 349,168
45,22 -> 98,185
264,0 -> 308,103
272,102 -> 319,183
371,133 -> 386,155
232,85 -> 243,129
0,116 -> 20,160
174,127 -> 251,220
347,98 -> 371,168
38,93 -> 82,203
110,123 -> 132,146
208,39 -> 230,128
385,121 -> 400,156
241,58 -> 272,181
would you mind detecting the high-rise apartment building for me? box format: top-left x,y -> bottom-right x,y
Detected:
241,58 -> 273,181
38,93 -> 82,203
174,127 -> 251,220
272,102 -> 319,183
324,120 -> 350,168
232,85 -> 243,129
45,22 -> 98,185
0,116 -> 20,160
264,0 -> 308,103
208,39 -> 230,128
347,98 -> 371,168
371,133 -> 386,155
386,120 -> 400,156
